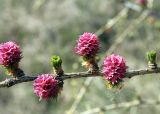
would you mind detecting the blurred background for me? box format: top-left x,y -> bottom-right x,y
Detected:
0,0 -> 160,114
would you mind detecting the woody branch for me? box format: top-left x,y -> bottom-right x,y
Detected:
0,67 -> 160,88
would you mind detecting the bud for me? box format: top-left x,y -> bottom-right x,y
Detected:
147,51 -> 157,69
50,55 -> 63,75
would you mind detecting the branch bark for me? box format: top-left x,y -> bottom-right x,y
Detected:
0,67 -> 160,88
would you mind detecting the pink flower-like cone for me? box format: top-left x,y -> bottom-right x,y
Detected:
0,41 -> 22,67
33,74 -> 61,100
74,32 -> 100,72
137,0 -> 147,6
74,32 -> 99,57
102,54 -> 127,85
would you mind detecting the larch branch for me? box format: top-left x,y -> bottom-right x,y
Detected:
0,67 -> 160,88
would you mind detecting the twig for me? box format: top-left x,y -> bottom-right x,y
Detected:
105,9 -> 150,55
1,67 -> 160,88
0,76 -> 37,88
78,99 -> 160,114
95,7 -> 129,36
32,0 -> 48,11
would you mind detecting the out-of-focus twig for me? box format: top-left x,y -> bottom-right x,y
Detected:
32,0 -> 48,11
95,7 -> 129,36
79,99 -> 160,114
106,10 -> 150,55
